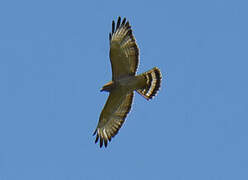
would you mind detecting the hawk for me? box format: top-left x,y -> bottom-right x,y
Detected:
93,17 -> 162,148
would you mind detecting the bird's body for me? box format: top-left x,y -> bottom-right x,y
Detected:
93,17 -> 162,147
102,75 -> 146,93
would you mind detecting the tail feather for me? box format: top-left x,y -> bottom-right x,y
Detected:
136,67 -> 162,100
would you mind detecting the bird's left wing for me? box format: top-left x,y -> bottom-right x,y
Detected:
109,17 -> 139,80
93,90 -> 134,147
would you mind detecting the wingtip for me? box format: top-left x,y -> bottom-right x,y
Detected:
100,138 -> 103,148
117,16 -> 121,22
95,134 -> 99,144
122,17 -> 126,26
93,129 -> 97,136
109,33 -> 112,41
104,138 -> 108,147
112,20 -> 115,34
117,17 -> 121,29
111,17 -> 129,35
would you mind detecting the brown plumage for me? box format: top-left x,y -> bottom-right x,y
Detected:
93,17 -> 162,148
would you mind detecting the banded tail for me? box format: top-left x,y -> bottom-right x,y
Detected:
136,67 -> 162,100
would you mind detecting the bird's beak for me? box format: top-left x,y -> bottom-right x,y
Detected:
100,88 -> 104,92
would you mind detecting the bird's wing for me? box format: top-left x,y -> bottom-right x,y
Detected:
109,17 -> 139,80
93,90 -> 134,147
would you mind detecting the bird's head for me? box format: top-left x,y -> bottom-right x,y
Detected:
100,81 -> 115,92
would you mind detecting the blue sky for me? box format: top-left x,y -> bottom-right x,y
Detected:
0,0 -> 248,179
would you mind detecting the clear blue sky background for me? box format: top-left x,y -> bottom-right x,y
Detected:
0,0 -> 247,179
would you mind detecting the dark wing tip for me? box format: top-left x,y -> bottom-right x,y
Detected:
112,20 -> 115,34
122,17 -> 126,26
93,129 -> 97,136
100,138 -> 103,148
95,133 -> 99,144
93,128 -> 109,148
111,17 -> 128,35
125,21 -> 130,28
116,17 -> 121,29
104,138 -> 108,147
109,33 -> 112,41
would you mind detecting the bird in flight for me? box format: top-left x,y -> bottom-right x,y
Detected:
93,17 -> 162,148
